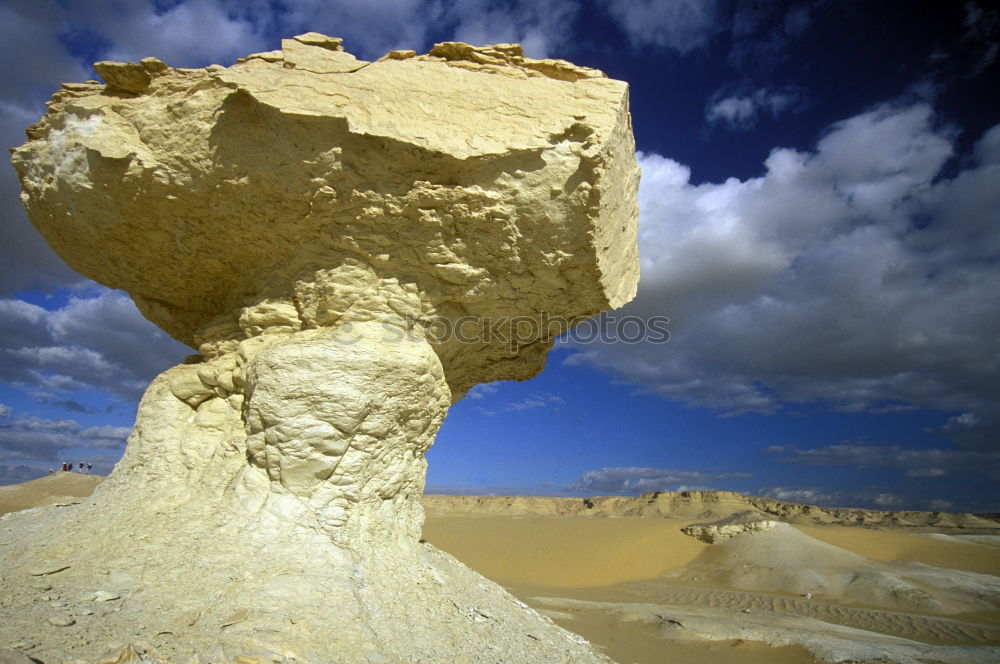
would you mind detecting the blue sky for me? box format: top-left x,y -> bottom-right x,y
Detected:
1,0 -> 998,512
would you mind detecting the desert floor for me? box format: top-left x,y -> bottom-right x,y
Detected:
422,513 -> 1000,664
0,472 -> 102,517
2,476 -> 999,663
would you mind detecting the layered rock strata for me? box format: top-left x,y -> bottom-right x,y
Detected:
3,35 -> 639,662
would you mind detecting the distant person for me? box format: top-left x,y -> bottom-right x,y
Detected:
61,462 -> 67,472
86,463 -> 92,474
78,462 -> 84,472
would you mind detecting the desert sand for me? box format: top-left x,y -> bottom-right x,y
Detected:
421,516 -> 707,587
422,494 -> 1000,664
2,480 -> 999,662
0,473 -> 102,516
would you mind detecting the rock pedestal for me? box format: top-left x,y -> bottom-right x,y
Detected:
3,35 -> 639,662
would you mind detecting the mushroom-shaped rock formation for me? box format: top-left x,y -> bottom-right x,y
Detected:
4,35 -> 638,662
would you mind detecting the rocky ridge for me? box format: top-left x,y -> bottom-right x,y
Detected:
421,491 -> 1000,530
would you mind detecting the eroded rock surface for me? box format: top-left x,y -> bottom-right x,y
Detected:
14,34 -> 638,400
3,34 -> 638,663
682,511 -> 781,543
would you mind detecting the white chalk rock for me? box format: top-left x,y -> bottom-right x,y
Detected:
682,511 -> 781,543
5,35 -> 638,663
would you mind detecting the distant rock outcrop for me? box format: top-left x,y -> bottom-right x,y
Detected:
680,511 -> 780,543
4,35 -> 639,663
422,491 -> 1000,530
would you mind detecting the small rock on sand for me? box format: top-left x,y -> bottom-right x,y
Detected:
47,615 -> 76,626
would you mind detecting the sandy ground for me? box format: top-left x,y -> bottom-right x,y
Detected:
423,514 -> 1000,664
530,603 -> 817,664
794,524 -> 1000,576
421,516 -> 706,587
0,473 -> 102,517
3,479 -> 998,663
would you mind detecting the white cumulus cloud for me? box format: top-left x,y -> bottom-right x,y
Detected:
0,411 -> 130,460
567,103 -> 1000,448
706,87 -> 803,129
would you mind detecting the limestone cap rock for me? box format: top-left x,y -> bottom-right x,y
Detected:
12,34 -> 640,398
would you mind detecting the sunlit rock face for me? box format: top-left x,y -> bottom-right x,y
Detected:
6,35 -> 638,662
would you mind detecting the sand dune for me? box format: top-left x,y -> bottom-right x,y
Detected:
669,522 -> 1000,615
795,525 -> 1000,576
531,596 -> 1000,664
420,516 -> 706,587
422,497 -> 1000,664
